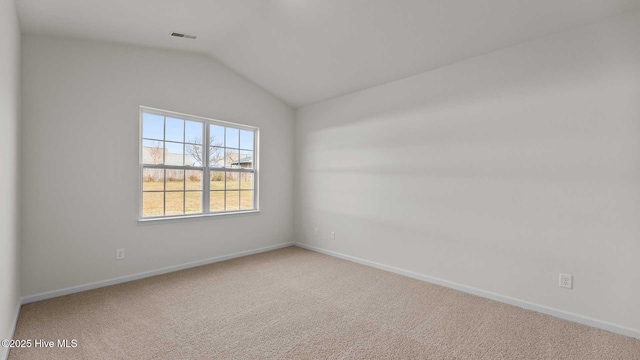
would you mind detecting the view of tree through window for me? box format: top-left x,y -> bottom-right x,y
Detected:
140,108 -> 257,218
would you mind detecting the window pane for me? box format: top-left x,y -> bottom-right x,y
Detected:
143,192 -> 164,217
210,171 -> 225,190
226,127 -> 239,148
240,191 -> 253,210
226,191 -> 239,211
186,170 -> 202,190
226,172 -> 239,190
143,140 -> 164,165
209,146 -> 224,168
184,143 -> 203,166
143,168 -> 164,191
142,113 -> 164,140
165,142 -> 184,166
210,125 -> 224,147
185,121 -> 203,144
240,130 -> 253,150
239,150 -> 253,169
165,117 -> 184,142
240,172 -> 253,190
166,192 -> 184,215
185,192 -> 202,214
226,148 -> 240,168
210,191 -> 224,212
166,170 -> 184,191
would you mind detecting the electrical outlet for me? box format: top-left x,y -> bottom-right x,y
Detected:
559,273 -> 572,289
330,231 -> 335,239
314,228 -> 319,236
116,248 -> 125,260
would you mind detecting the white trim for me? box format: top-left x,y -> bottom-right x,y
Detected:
22,242 -> 293,304
1,302 -> 21,360
138,209 -> 260,224
140,106 -> 259,132
294,242 -> 640,340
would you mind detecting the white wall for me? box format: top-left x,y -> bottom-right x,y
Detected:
21,35 -> 294,297
0,0 -> 21,352
295,13 -> 640,332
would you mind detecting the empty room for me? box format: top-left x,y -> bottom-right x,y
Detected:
2,0 -> 640,359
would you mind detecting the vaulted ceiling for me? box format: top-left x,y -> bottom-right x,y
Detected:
16,0 -> 640,107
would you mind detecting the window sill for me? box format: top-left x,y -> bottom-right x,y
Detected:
138,210 -> 260,225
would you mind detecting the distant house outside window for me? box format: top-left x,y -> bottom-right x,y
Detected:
140,107 -> 258,220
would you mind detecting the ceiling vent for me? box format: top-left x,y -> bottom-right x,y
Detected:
170,32 -> 197,40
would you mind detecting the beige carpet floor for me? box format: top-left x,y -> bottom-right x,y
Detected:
9,246 -> 640,359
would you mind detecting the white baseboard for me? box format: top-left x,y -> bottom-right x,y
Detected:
294,242 -> 640,340
1,302 -> 21,360
22,242 -> 294,304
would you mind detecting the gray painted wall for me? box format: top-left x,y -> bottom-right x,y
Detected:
295,13 -> 640,332
20,35 -> 295,297
0,0 -> 21,354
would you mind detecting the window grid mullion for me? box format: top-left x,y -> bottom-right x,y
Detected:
163,118 -> 167,216
140,164 -> 205,170
203,123 -> 210,214
183,169 -> 186,215
223,127 -> 227,211
250,129 -> 256,210
183,121 -> 186,215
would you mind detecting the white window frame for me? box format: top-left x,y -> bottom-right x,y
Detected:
138,106 -> 259,222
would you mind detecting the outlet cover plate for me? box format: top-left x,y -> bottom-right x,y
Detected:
559,273 -> 573,289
